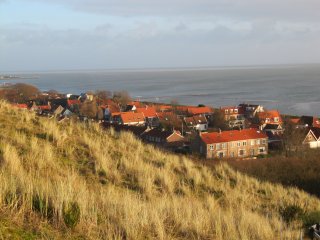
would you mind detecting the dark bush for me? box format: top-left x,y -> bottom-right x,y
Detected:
63,202 -> 81,228
32,194 -> 54,219
280,204 -> 304,223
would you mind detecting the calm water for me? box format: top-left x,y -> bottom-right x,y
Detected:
4,64 -> 320,116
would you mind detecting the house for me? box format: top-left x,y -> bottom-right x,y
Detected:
187,106 -> 214,117
112,112 -> 145,126
296,116 -> 320,128
263,124 -> 284,134
255,110 -> 282,129
194,129 -> 268,159
11,103 -> 28,109
220,106 -> 245,129
303,127 -> 320,148
238,103 -> 264,119
184,115 -> 208,131
141,128 -> 184,147
135,107 -> 160,127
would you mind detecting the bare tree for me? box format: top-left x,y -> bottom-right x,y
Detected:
113,91 -> 131,108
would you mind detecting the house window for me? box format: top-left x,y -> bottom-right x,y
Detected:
216,143 -> 221,150
256,139 -> 260,145
222,143 -> 227,149
242,141 -> 247,146
209,145 -> 214,151
239,149 -> 245,156
262,139 -> 266,145
259,147 -> 266,153
274,117 -> 279,122
251,140 -> 255,146
234,109 -> 238,113
237,142 -> 241,147
265,118 -> 270,123
225,109 -> 228,114
231,152 -> 235,158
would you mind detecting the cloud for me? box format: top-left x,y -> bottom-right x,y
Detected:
17,0 -> 320,21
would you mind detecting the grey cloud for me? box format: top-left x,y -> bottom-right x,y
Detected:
17,0 -> 320,21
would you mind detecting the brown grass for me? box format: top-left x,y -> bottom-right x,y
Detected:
0,100 -> 319,239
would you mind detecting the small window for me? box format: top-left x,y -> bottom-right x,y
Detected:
209,145 -> 214,151
242,141 -> 247,146
216,143 -> 221,150
274,117 -> 279,122
234,109 -> 238,113
251,140 -> 255,146
256,139 -> 260,145
218,152 -> 224,158
259,147 -> 265,153
239,149 -> 245,156
231,152 -> 235,158
262,139 -> 266,145
250,149 -> 255,156
237,142 -> 241,147
225,109 -> 228,114
222,143 -> 227,149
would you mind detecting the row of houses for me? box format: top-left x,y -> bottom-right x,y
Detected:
11,93 -> 320,160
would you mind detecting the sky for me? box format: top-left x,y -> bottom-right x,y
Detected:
1,0 -> 320,71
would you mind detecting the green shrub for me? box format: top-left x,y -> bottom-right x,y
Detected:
63,202 -> 81,229
302,211 -> 320,227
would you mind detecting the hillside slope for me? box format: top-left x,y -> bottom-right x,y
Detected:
0,101 -> 319,239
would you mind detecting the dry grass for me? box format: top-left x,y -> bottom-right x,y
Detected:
0,100 -> 319,239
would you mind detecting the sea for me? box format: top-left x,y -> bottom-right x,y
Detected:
3,64 -> 320,116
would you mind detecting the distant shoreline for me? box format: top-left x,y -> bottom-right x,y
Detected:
0,75 -> 39,80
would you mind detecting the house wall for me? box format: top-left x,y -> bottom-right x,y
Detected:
204,138 -> 268,159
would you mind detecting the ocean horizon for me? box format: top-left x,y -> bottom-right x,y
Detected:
2,63 -> 320,116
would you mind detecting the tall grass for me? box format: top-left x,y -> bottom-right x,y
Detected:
0,100 -> 319,239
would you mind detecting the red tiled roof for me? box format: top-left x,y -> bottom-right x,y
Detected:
187,106 -> 213,115
185,115 -> 207,125
120,112 -> 145,124
257,110 -> 282,124
67,99 -> 80,106
200,129 -> 267,144
12,103 -> 28,109
135,107 -> 157,118
290,118 -> 300,124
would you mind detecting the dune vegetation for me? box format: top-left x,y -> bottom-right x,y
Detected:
0,100 -> 319,239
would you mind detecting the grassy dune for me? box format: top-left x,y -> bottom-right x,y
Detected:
0,101 -> 319,239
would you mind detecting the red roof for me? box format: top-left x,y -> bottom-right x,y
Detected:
12,103 -> 28,109
257,110 -> 282,124
120,112 -> 145,124
67,99 -> 80,106
187,106 -> 213,115
201,129 -> 267,144
135,107 -> 157,118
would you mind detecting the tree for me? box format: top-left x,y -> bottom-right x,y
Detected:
79,99 -> 98,119
12,83 -> 39,102
282,117 -> 307,157
113,91 -> 131,108
95,90 -> 111,101
209,110 -> 229,130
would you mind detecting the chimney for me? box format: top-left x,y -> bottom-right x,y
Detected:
219,128 -> 222,134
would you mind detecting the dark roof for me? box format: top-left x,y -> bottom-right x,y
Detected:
310,127 -> 320,139
142,128 -> 181,139
299,116 -> 314,126
264,124 -> 281,130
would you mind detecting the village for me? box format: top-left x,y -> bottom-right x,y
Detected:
6,84 -> 320,160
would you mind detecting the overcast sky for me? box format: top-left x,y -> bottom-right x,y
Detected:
1,0 -> 320,71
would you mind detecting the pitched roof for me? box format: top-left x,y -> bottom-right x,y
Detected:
187,106 -> 213,115
184,115 -> 207,126
142,128 -> 183,140
310,127 -> 320,139
200,129 -> 267,144
256,110 -> 282,123
120,112 -> 145,124
135,107 -> 157,118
